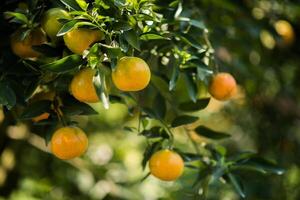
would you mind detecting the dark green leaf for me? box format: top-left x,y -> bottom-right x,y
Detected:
179,33 -> 203,50
61,96 -> 98,116
153,92 -> 166,119
194,126 -> 231,140
59,0 -> 82,10
20,100 -> 52,119
169,58 -> 179,91
142,142 -> 161,169
171,115 -> 198,127
179,98 -> 210,112
40,54 -> 83,73
227,173 -> 246,198
140,32 -> 170,40
123,29 -> 141,51
0,82 -> 16,109
184,72 -> 198,103
32,44 -> 61,57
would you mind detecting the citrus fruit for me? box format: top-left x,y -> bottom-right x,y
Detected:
112,57 -> 151,91
149,149 -> 184,181
10,28 -> 47,58
63,28 -> 104,54
70,68 -> 99,103
41,8 -> 70,41
51,126 -> 88,160
274,20 -> 295,46
208,72 -> 237,101
30,91 -> 55,123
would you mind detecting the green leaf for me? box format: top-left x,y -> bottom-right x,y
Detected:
179,33 -> 203,50
56,20 -> 77,36
61,96 -> 98,116
227,173 -> 246,199
140,32 -> 170,40
40,54 -> 83,73
75,0 -> 88,10
32,44 -> 61,57
179,98 -> 210,112
178,152 -> 202,162
153,92 -> 166,119
4,11 -> 29,24
140,126 -> 169,139
169,58 -> 180,91
59,0 -> 82,10
20,100 -> 52,120
94,71 -> 109,109
99,43 -> 123,58
233,157 -> 285,175
142,142 -> 161,169
183,72 -> 198,103
178,17 -> 206,30
123,29 -> 141,51
171,115 -> 198,127
194,126 -> 231,140
0,82 -> 16,109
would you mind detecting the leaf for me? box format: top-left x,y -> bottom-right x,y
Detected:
20,100 -> 52,120
227,173 -> 246,198
183,72 -> 198,103
40,54 -> 83,73
171,115 -> 198,127
140,32 -> 170,40
99,43 -> 123,58
61,96 -> 98,116
142,142 -> 161,169
179,98 -> 210,112
233,157 -> 285,175
59,0 -> 82,10
169,58 -> 179,91
142,107 -> 157,119
123,29 -> 141,51
124,126 -> 136,132
153,92 -> 166,119
32,44 -> 61,57
179,33 -> 203,50
0,82 -> 16,109
178,17 -> 206,30
179,152 -> 202,162
56,20 -> 77,36
76,0 -> 88,10
4,11 -> 28,24
94,71 -> 109,109
194,126 -> 231,140
140,126 -> 169,139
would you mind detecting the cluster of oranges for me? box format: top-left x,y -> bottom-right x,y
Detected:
10,7 -> 237,182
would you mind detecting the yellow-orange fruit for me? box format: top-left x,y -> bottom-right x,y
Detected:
208,72 -> 237,101
112,57 -> 151,91
149,149 -> 184,181
51,126 -> 88,160
70,68 -> 99,103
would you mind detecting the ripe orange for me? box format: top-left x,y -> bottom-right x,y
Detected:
41,8 -> 70,41
274,20 -> 295,46
112,57 -> 151,91
10,28 -> 47,58
149,149 -> 184,181
63,28 -> 104,54
30,91 -> 55,123
51,126 -> 88,160
208,72 -> 237,101
70,68 -> 99,103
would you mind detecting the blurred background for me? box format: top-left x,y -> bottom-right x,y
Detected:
1,0 -> 300,199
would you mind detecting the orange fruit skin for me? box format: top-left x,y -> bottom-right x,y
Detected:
31,91 -> 55,122
208,73 -> 237,101
70,68 -> 99,103
63,28 -> 104,54
10,28 -> 47,58
112,57 -> 151,91
149,149 -> 184,181
41,8 -> 70,41
51,126 -> 88,160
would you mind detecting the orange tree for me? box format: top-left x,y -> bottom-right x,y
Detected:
0,0 -> 284,198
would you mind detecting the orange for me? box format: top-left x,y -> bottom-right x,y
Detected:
149,149 -> 184,181
208,72 -> 237,101
112,57 -> 151,91
63,28 -> 104,54
70,68 -> 99,103
41,8 -> 70,41
274,20 -> 295,46
10,28 -> 47,58
51,126 -> 88,160
30,91 -> 55,123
